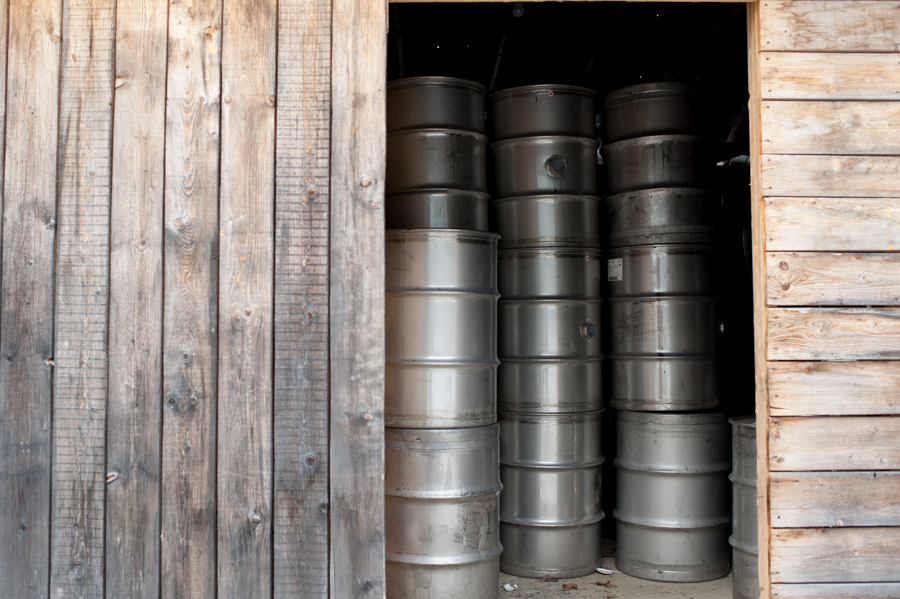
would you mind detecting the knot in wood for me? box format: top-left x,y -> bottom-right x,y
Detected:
779,261 -> 789,271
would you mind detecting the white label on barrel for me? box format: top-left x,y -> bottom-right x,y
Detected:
607,258 -> 623,282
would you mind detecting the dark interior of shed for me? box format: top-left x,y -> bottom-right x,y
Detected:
388,0 -> 755,550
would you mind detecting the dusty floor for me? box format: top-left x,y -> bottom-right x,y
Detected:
499,553 -> 732,599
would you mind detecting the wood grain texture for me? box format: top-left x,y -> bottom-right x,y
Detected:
330,0 -> 387,594
765,197 -> 900,252
773,583 -> 900,598
768,308 -> 900,360
769,361 -> 900,416
50,1 -> 116,597
770,472 -> 900,528
760,53 -> 900,100
769,416 -> 900,471
161,1 -> 221,597
770,527 -> 900,583
747,5 -> 770,598
767,252 -> 900,306
0,1 -> 60,596
761,155 -> 900,198
106,0 -> 167,596
273,0 -> 332,595
761,101 -> 900,156
216,0 -> 275,595
759,0 -> 900,53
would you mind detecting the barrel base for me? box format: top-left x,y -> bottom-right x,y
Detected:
615,520 -> 731,583
387,555 -> 500,599
499,521 -> 603,579
731,546 -> 760,599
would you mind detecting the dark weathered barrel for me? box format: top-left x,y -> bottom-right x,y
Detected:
387,76 -> 486,134
605,187 -> 720,247
386,189 -> 490,231
491,195 -> 601,249
488,84 -> 597,139
601,82 -> 705,143
489,136 -> 598,198
386,128 -> 488,193
730,417 -> 759,599
601,134 -> 712,195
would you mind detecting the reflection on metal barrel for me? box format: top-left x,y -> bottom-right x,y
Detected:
386,189 -> 490,231
499,248 -> 601,300
499,300 -> 601,360
498,359 -> 602,414
386,128 -> 487,193
492,195 -> 601,249
488,84 -> 597,140
387,76 -> 486,134
499,411 -> 604,578
614,411 -> 731,582
386,426 -> 502,599
490,136 -> 598,198
601,134 -> 711,195
601,82 -> 705,143
386,230 -> 499,428
730,417 -> 759,599
605,187 -> 720,247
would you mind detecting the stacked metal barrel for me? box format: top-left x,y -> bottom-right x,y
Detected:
488,85 -> 605,578
730,417 -> 759,599
384,77 -> 502,599
601,82 -> 731,581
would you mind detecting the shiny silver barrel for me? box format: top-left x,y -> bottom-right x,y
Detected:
385,230 -> 500,428
601,134 -> 712,195
499,248 -> 601,300
499,411 -> 604,578
386,128 -> 487,193
488,84 -> 597,139
498,359 -> 601,414
607,244 -> 719,411
386,425 -> 502,599
601,82 -> 705,143
499,300 -> 601,360
386,189 -> 490,231
614,411 -> 731,582
730,417 -> 759,599
387,76 -> 486,133
492,195 -> 601,249
489,136 -> 598,198
605,187 -> 720,247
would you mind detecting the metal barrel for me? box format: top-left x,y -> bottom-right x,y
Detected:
614,411 -> 731,582
387,76 -> 486,134
498,359 -> 602,413
489,136 -> 598,198
385,230 -> 500,428
386,128 -> 488,194
385,425 -> 502,599
498,300 -> 601,360
499,411 -> 605,578
498,248 -> 601,300
605,187 -> 721,247
487,84 -> 597,140
730,417 -> 759,599
601,82 -> 705,143
607,244 -> 719,411
601,134 -> 712,195
386,189 -> 490,231
491,195 -> 601,249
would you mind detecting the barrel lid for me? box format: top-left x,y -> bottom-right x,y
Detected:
602,82 -> 701,108
387,76 -> 487,95
385,228 -> 500,243
488,83 -> 597,103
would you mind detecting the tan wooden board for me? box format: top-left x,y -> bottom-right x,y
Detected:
0,0 -> 58,594
760,53 -> 900,101
760,0 -> 900,53
761,101 -> 900,156
216,0 -> 276,595
771,527 -> 900,583
50,0 -> 116,595
161,1 -> 221,596
771,471 -> 900,528
767,252 -> 900,306
765,197 -> 900,252
330,0 -> 387,594
105,0 -> 167,596
769,416 -> 900,471
773,583 -> 900,598
769,361 -> 900,416
761,155 -> 900,198
768,307 -> 900,360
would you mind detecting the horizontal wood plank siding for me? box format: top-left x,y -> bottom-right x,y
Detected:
767,253 -> 900,306
770,471 -> 900,528
769,416 -> 900,471
769,361 -> 900,416
759,1 -> 900,53
770,527 -> 900,583
761,155 -> 900,198
765,198 -> 900,252
773,583 -> 900,598
759,53 -> 900,100
768,308 -> 900,360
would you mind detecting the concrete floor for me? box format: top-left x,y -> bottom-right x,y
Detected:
499,555 -> 732,599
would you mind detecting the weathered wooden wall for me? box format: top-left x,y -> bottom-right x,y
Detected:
750,1 -> 900,597
0,0 -> 386,597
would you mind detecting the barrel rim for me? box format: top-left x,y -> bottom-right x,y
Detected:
386,127 -> 489,143
387,75 -> 487,95
488,83 -> 597,102
491,194 -> 601,205
601,133 -> 709,150
498,409 -> 604,423
488,134 -> 599,149
385,423 -> 499,446
602,81 -> 702,107
604,186 -> 721,203
615,410 -> 728,426
613,511 -> 732,529
386,188 -> 492,201
385,543 -> 503,565
499,511 -> 606,527
729,415 -> 757,429
498,247 -> 603,259
385,228 -> 501,243
607,243 -> 717,256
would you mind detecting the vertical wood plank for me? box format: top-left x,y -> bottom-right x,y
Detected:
161,1 -> 221,597
105,0 -> 167,597
0,1 -> 60,596
273,0 -> 332,595
748,4 -> 771,599
216,0 -> 275,596
50,1 -> 116,596
330,0 -> 387,594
